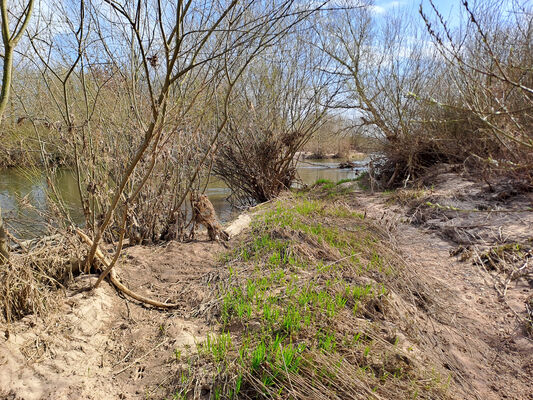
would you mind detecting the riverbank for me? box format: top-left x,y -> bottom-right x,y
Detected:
0,127 -> 366,170
0,157 -> 368,239
1,164 -> 531,399
0,127 -> 71,169
295,150 -> 367,161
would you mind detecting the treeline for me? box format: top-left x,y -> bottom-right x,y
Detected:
317,0 -> 532,187
0,0 -> 531,248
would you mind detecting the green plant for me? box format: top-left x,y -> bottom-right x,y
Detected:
336,178 -> 357,185
314,178 -> 333,185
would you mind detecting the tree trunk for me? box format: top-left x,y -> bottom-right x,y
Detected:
0,0 -> 35,264
0,208 -> 8,264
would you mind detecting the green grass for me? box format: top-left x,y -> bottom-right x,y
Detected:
312,177 -> 361,197
313,178 -> 333,186
171,192 -> 449,399
336,178 -> 357,185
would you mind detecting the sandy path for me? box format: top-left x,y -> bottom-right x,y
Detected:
353,191 -> 532,400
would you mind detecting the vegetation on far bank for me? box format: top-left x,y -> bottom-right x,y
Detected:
0,124 -> 74,169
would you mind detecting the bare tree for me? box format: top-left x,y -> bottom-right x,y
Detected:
0,0 -> 35,264
317,4 -> 445,185
420,0 -> 533,182
213,28 -> 337,205
317,1 -> 531,187
19,0 -> 330,304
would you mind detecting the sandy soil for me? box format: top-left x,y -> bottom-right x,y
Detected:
1,170 -> 531,400
345,167 -> 532,400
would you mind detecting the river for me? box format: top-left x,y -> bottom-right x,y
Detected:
0,160 -> 366,238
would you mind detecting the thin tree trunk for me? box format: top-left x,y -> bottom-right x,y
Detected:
0,41 -> 13,262
0,209 -> 8,264
0,43 -> 13,117
0,0 -> 35,265
0,44 -> 12,265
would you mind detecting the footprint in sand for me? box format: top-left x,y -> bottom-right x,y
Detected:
134,365 -> 145,380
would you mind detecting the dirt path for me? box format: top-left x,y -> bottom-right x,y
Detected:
352,190 -> 532,400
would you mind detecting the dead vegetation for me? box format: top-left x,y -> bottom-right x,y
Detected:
0,194 -> 229,324
190,193 -> 229,242
0,234 -> 83,324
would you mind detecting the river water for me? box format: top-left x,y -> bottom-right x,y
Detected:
0,160 -> 366,238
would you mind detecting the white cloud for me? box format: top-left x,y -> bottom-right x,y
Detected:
369,5 -> 386,14
312,0 -> 404,14
370,1 -> 405,14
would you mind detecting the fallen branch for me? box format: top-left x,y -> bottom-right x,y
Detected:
503,259 -> 530,296
75,228 -> 179,309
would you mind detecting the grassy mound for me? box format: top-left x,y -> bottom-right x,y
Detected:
171,186 -> 450,399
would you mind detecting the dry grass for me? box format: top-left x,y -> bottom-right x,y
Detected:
0,234 -> 83,323
0,123 -> 69,168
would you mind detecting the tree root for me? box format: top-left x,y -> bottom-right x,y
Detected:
75,229 -> 179,309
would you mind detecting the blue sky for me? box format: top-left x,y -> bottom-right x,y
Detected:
373,0 -> 463,24
373,0 -> 521,27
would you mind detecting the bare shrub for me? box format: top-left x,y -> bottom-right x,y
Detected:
213,34 -> 335,205
215,121 -> 299,205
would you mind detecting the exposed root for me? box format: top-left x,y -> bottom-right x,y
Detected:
107,270 -> 178,309
75,229 -> 179,309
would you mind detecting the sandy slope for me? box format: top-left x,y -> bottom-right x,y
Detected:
346,166 -> 532,400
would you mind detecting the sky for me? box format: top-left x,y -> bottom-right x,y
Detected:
372,0 -> 522,27
373,0 -> 463,24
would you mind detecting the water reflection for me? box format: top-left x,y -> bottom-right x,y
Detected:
0,169 -> 83,237
0,159 -> 366,238
296,160 -> 365,186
